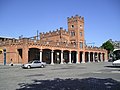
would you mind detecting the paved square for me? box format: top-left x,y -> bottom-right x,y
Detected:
0,62 -> 120,90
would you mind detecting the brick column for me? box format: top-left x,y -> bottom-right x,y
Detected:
101,53 -> 103,62
88,52 -> 91,62
76,51 -> 80,64
96,53 -> 98,62
22,47 -> 28,64
93,52 -> 95,62
40,49 -> 42,62
82,52 -> 85,63
60,50 -> 64,64
51,50 -> 54,65
69,51 -> 72,64
102,53 -> 104,61
105,52 -> 108,62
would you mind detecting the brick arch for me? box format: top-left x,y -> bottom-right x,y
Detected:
53,49 -> 61,64
28,48 -> 40,62
85,52 -> 89,62
71,51 -> 77,63
63,50 -> 69,63
28,45 -> 41,49
42,49 -> 52,64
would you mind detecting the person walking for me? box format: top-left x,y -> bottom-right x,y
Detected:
10,59 -> 13,66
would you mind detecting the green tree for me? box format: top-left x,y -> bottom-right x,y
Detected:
101,40 -> 114,54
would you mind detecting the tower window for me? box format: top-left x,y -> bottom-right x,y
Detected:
71,25 -> 74,28
80,42 -> 83,49
70,31 -> 75,36
80,25 -> 82,28
80,32 -> 82,37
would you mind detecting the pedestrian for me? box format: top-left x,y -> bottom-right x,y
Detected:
10,59 -> 13,66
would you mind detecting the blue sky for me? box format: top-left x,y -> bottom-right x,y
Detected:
0,0 -> 120,46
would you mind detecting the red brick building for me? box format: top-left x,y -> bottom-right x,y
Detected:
0,15 -> 108,65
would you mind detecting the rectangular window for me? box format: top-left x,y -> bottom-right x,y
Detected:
80,42 -> 83,49
70,31 -> 75,36
80,32 -> 82,37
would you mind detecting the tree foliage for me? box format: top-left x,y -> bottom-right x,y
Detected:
101,40 -> 114,54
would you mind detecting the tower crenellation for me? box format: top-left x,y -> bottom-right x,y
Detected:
67,15 -> 84,23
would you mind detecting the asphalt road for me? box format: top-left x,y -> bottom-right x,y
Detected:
0,62 -> 120,90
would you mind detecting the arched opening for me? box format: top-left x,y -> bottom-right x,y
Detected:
85,52 -> 89,62
28,48 -> 40,62
98,53 -> 101,62
94,52 -> 98,62
80,52 -> 83,63
90,52 -> 93,62
71,51 -> 76,63
63,50 -> 69,63
42,49 -> 51,64
54,50 -> 61,64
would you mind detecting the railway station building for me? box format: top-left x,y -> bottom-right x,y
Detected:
0,15 -> 108,65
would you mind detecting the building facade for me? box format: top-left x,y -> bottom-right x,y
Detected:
0,15 -> 108,65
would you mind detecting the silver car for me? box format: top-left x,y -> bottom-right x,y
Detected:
21,60 -> 46,69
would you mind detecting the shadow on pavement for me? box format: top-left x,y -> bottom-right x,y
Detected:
17,78 -> 120,90
105,66 -> 120,68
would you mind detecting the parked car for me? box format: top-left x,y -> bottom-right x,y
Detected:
21,60 -> 46,69
112,59 -> 120,66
